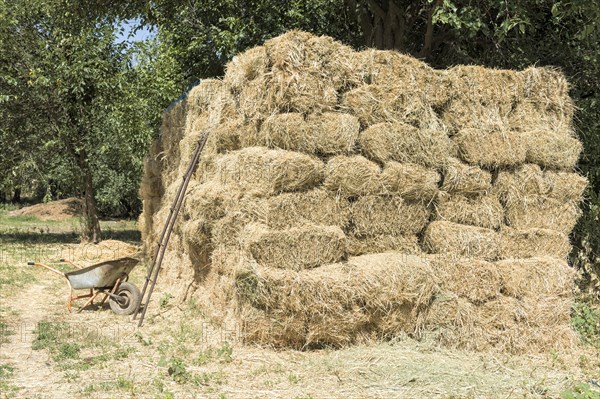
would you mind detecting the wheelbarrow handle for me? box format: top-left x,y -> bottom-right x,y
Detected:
27,261 -> 65,276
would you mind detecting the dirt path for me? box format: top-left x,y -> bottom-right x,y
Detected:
0,283 -> 73,398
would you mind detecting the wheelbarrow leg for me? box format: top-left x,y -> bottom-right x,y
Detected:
77,290 -> 103,313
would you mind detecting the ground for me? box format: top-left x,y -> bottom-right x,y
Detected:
0,203 -> 599,399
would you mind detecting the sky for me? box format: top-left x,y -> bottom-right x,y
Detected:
115,19 -> 156,44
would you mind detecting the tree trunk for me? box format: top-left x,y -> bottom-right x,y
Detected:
344,0 -> 411,51
78,151 -> 101,243
11,187 -> 21,204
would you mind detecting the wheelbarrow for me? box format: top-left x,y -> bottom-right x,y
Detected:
27,257 -> 142,315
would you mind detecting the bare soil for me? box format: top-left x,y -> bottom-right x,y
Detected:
8,198 -> 82,221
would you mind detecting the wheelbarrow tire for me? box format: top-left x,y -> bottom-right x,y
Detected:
109,282 -> 141,316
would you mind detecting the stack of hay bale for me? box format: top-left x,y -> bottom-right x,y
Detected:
139,31 -> 587,352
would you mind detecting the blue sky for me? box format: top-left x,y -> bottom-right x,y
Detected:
115,19 -> 156,44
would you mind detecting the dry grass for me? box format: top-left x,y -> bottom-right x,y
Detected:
423,221 -> 500,261
380,161 -> 440,201
359,122 -> 451,168
323,155 -> 384,197
441,157 -> 491,196
351,196 -> 430,236
213,147 -> 325,195
240,223 -> 346,270
525,129 -> 583,170
306,112 -> 360,155
495,257 -> 576,298
499,227 -> 571,259
454,128 -> 527,168
346,234 -> 422,256
341,85 -> 440,128
434,192 -> 504,229
505,195 -> 581,234
235,253 -> 439,348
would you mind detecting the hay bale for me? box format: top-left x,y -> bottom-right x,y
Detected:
424,294 -> 577,353
240,223 -> 346,270
187,79 -> 224,114
442,100 -> 509,133
380,161 -> 440,201
341,85 -> 441,128
434,192 -> 504,229
508,100 -> 573,134
495,163 -> 587,205
359,122 -> 450,168
440,158 -> 491,196
209,118 -> 258,154
427,256 -> 502,303
306,112 -> 360,155
499,227 -> 571,259
248,31 -> 358,115
241,113 -> 313,152
505,195 -> 581,234
223,46 -> 268,93
520,67 -> 574,126
495,257 -> 576,298
454,128 -> 527,168
346,234 -> 422,256
353,49 -> 447,107
263,189 -> 351,230
214,147 -> 325,195
183,182 -> 240,222
323,155 -> 384,197
445,66 -> 524,115
351,196 -> 430,236
524,129 -> 582,170
423,221 -> 500,261
235,253 -> 440,347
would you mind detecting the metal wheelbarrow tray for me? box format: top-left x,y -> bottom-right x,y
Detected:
27,257 -> 142,315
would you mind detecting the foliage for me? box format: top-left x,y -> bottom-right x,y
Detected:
572,301 -> 600,349
561,383 -> 600,399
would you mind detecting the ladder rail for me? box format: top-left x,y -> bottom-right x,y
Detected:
133,129 -> 210,326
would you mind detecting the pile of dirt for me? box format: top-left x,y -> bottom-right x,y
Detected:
139,31 -> 586,353
8,198 -> 82,221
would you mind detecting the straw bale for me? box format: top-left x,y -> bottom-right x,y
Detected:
341,85 -> 441,129
306,112 -> 360,155
499,227 -> 571,260
454,128 -> 527,168
183,182 -> 240,222
495,163 -> 587,205
210,117 -> 257,153
442,100 -> 509,133
187,79 -> 224,114
434,192 -> 504,229
263,189 -> 351,230
241,223 -> 346,270
380,161 -> 440,201
181,218 -> 212,267
346,234 -> 422,256
495,257 -> 576,298
524,129 -> 582,170
241,113 -> 314,152
223,46 -> 268,93
323,155 -> 384,197
445,66 -> 524,115
508,100 -> 573,134
359,122 -> 451,168
505,195 -> 581,234
427,255 -> 501,303
424,294 -> 577,353
353,49 -> 448,107
351,196 -> 430,236
214,147 -> 325,195
423,221 -> 500,261
520,67 -> 574,122
235,253 -> 440,347
441,158 -> 491,196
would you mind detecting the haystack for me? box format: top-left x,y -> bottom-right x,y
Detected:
139,30 -> 587,354
359,122 -> 450,167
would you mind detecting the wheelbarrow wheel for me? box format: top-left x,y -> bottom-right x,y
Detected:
109,282 -> 141,315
